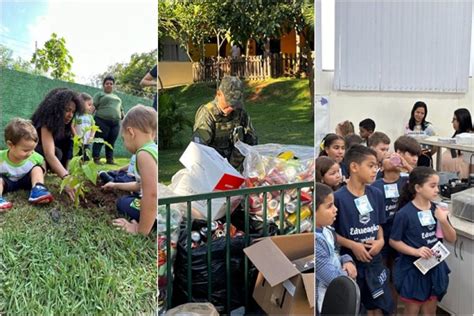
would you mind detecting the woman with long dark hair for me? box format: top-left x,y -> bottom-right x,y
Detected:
404,101 -> 436,167
441,108 -> 473,179
31,88 -> 84,200
404,102 -> 436,137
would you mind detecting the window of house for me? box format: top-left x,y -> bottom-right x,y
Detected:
161,37 -> 189,61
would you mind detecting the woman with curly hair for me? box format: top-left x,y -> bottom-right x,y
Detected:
31,88 -> 84,200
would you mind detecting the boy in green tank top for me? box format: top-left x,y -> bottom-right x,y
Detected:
111,105 -> 157,236
0,118 -> 53,210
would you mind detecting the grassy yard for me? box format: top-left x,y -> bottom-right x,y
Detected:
0,158 -> 156,314
159,78 -> 313,184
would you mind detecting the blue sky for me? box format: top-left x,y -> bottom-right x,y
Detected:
0,0 -> 157,84
0,1 -> 48,59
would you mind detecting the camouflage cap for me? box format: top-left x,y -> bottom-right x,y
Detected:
219,76 -> 244,109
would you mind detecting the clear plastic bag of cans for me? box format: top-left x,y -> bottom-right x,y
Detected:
234,142 -> 315,233
235,142 -> 314,184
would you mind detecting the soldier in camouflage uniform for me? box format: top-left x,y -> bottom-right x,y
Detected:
192,76 -> 258,171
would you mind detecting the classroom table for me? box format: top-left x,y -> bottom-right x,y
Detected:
417,136 -> 474,171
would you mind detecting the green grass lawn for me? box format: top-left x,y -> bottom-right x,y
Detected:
0,158 -> 156,314
159,78 -> 313,184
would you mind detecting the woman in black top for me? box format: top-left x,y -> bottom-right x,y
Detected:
31,88 -> 84,200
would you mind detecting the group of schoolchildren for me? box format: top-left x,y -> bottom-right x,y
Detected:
315,119 -> 456,315
0,91 -> 157,236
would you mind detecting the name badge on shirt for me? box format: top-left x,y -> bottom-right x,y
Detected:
384,183 -> 399,198
400,172 -> 409,178
354,195 -> 374,215
418,210 -> 436,226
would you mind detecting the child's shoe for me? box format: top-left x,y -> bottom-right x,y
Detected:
28,183 -> 54,204
99,171 -> 114,184
0,196 -> 12,210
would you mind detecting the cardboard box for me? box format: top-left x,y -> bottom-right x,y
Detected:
169,169 -> 241,220
244,233 -> 315,315
180,142 -> 244,191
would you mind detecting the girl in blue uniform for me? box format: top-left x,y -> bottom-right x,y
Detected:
318,133 -> 349,179
390,167 -> 456,315
315,156 -> 342,190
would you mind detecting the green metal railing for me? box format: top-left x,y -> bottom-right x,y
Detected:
158,181 -> 314,314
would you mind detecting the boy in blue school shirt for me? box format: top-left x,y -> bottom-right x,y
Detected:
334,145 -> 394,315
371,153 -> 409,307
368,132 -> 391,180
394,135 -> 421,176
371,154 -> 409,256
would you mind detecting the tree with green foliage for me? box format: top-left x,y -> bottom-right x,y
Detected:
159,0 -> 313,62
223,1 -> 296,55
158,0 -> 209,62
203,0 -> 233,85
0,44 -> 41,74
236,1 -> 312,62
228,0 -> 314,113
31,33 -> 75,82
158,0 -> 314,119
225,0 -> 314,119
92,49 -> 157,97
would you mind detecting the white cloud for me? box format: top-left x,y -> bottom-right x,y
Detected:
26,0 -> 157,84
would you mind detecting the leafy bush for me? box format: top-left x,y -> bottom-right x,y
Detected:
158,92 -> 192,149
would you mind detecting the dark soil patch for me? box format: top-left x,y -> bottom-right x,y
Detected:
47,180 -> 120,217
80,183 -> 121,216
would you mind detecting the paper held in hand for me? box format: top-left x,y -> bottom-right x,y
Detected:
413,241 -> 450,275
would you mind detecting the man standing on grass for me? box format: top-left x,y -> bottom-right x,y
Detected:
192,76 -> 258,171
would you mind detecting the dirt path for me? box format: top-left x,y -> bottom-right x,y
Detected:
247,81 -> 272,101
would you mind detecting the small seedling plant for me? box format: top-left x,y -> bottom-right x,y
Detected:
60,125 -> 112,207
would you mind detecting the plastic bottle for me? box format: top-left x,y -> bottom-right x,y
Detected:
390,155 -> 401,167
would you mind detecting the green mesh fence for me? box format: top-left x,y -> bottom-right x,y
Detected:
0,67 -> 153,157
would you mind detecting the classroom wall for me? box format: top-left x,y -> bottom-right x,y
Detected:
317,71 -> 473,149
